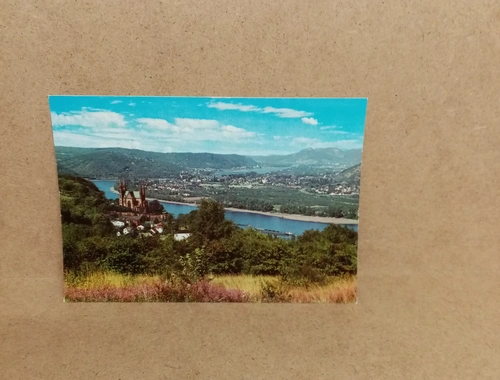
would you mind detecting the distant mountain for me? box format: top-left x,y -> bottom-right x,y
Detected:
332,163 -> 361,185
251,147 -> 362,167
54,146 -> 259,179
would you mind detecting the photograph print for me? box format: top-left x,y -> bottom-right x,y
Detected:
50,96 -> 368,303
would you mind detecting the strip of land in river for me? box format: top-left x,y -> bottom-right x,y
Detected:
110,187 -> 358,225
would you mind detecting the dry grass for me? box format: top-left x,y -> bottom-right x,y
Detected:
64,272 -> 356,303
64,271 -> 160,289
286,277 -> 356,303
211,275 -> 276,294
213,274 -> 356,303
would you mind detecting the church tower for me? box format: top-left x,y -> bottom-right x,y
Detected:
139,182 -> 148,212
139,183 -> 146,203
118,179 -> 127,207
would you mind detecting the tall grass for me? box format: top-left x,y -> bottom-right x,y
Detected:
211,275 -> 275,295
65,271 -> 160,289
64,271 -> 356,303
213,274 -> 356,303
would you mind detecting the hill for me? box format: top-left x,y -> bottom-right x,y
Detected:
332,163 -> 361,186
251,147 -> 362,167
55,146 -> 259,179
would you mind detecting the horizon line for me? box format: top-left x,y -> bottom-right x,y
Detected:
54,144 -> 363,156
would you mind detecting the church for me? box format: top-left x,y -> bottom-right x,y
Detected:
118,179 -> 149,214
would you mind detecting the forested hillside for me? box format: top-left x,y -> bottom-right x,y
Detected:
332,163 -> 362,186
251,147 -> 362,167
55,146 -> 259,179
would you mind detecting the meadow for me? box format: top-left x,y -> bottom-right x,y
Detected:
64,271 -> 356,303
151,183 -> 360,218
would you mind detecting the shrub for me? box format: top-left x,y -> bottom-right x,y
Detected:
280,264 -> 329,289
259,279 -> 291,303
65,279 -> 249,303
178,248 -> 209,284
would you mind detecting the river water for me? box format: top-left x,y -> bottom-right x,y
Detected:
92,180 -> 358,236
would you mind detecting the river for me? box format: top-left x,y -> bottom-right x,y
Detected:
92,180 -> 358,236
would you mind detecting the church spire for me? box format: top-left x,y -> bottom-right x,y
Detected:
139,182 -> 146,201
119,179 -> 126,196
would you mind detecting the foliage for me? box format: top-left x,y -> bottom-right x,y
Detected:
65,280 -> 250,302
177,248 -> 209,284
55,146 -> 258,179
59,175 -> 358,298
259,278 -> 291,302
64,272 -> 356,303
190,198 -> 238,243
148,199 -> 165,214
251,147 -> 362,167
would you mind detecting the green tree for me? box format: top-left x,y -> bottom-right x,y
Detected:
191,198 -> 236,242
148,199 -> 165,214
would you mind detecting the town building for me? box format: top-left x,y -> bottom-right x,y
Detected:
118,179 -> 149,213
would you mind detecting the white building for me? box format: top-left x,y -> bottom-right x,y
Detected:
174,233 -> 191,241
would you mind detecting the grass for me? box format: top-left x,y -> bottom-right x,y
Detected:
211,274 -> 274,295
212,275 -> 356,303
64,271 -> 356,303
65,271 -> 160,289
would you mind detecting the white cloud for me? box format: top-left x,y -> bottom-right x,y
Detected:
54,129 -> 176,153
327,130 -> 350,135
206,101 -> 313,119
174,118 -> 219,130
273,136 -> 281,140
320,125 -> 339,130
54,130 -> 142,150
111,100 -> 122,104
319,125 -> 353,135
301,117 -> 318,125
292,137 -> 320,145
261,107 -> 312,118
135,117 -> 256,143
220,125 -> 256,139
50,109 -> 127,128
207,102 -> 260,112
136,118 -> 179,132
128,102 -> 136,106
292,137 -> 363,150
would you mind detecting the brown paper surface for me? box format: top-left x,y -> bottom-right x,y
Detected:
1,1 -> 499,378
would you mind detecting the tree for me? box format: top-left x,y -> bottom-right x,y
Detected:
191,198 -> 236,242
141,234 -> 177,274
148,199 -> 165,214
162,213 -> 177,234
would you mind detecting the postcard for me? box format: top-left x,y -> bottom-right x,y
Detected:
49,96 -> 367,303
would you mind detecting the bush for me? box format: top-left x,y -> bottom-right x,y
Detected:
280,264 -> 329,289
177,248 -> 209,284
58,175 -> 359,280
259,279 -> 291,302
65,280 -> 250,302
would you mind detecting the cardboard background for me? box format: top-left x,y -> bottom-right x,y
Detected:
1,1 -> 499,378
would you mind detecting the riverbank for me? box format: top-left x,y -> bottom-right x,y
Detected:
109,187 -> 359,225
223,207 -> 358,225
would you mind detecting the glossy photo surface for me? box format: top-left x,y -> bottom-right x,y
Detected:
49,96 -> 367,303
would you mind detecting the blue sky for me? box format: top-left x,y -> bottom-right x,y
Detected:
49,96 -> 368,156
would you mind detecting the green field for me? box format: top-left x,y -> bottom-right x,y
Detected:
150,184 -> 359,217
